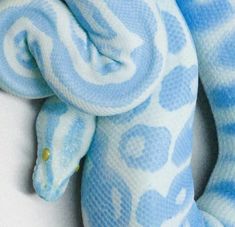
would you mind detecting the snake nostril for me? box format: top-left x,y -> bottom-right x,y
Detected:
42,148 -> 50,161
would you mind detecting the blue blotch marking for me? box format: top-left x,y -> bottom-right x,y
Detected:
119,125 -> 171,172
42,98 -> 68,115
210,83 -> 235,108
69,4 -> 122,75
61,117 -> 85,167
162,11 -> 186,54
221,123 -> 235,135
159,65 -> 198,111
67,0 -> 122,76
106,97 -> 151,124
97,61 -> 121,75
82,129 -> 132,227
14,31 -> 38,70
217,32 -> 235,69
167,167 -> 193,210
40,97 -> 68,150
0,5 -> 53,97
29,41 -> 47,78
176,0 -> 233,31
67,0 -> 117,40
70,22 -> 92,63
136,190 -> 168,227
136,168 -> 194,226
172,115 -> 194,166
209,181 -> 235,201
182,204 -> 205,227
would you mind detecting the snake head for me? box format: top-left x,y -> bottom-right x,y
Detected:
32,97 -> 95,201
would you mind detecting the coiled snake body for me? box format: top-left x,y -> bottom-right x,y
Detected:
1,0 -> 235,226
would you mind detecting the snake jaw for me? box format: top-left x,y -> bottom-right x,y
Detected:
33,172 -> 70,202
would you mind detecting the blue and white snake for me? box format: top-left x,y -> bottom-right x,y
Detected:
1,0 -> 235,226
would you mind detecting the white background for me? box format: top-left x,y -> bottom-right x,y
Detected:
0,82 -> 218,227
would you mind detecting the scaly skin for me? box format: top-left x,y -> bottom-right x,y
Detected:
2,0 -> 233,226
177,0 -> 235,226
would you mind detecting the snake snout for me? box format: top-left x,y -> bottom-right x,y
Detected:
33,176 -> 69,202
32,153 -> 70,202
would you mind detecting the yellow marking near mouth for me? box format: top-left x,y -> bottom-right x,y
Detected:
75,165 -> 80,172
42,148 -> 50,161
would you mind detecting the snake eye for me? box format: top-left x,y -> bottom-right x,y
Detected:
42,148 -> 50,161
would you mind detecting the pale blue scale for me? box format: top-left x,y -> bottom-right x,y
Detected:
176,0 -> 233,31
210,83 -> 235,108
15,31 -> 38,70
208,181 -> 235,201
106,97 -> 151,124
217,31 -> 235,69
172,115 -> 194,166
136,190 -> 169,227
69,1 -> 122,75
162,11 -> 186,54
119,125 -> 171,172
221,123 -> 235,135
183,204 -> 205,227
68,0 -> 117,41
159,65 -> 198,111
